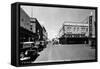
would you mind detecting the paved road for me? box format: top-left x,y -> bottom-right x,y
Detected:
34,42 -> 95,63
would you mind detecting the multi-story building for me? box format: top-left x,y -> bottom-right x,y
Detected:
58,22 -> 89,44
42,26 -> 48,40
60,22 -> 89,37
59,14 -> 96,44
20,8 -> 48,63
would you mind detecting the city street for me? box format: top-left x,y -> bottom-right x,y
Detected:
20,6 -> 96,64
34,42 -> 95,63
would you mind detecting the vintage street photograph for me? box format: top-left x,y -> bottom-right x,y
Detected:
19,5 -> 96,64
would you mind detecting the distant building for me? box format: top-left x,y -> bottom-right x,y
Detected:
58,22 -> 89,44
58,14 -> 96,44
42,26 -> 48,40
59,22 -> 89,38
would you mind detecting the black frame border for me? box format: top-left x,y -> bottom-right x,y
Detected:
11,2 -> 98,67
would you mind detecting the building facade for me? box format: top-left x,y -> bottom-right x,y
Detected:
20,8 -> 48,64
58,22 -> 89,44
58,14 -> 96,44
63,23 -> 89,38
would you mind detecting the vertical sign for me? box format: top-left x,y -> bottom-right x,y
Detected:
89,16 -> 92,38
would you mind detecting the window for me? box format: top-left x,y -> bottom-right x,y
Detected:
77,27 -> 79,31
86,28 -> 88,32
73,26 -> 76,31
81,27 -> 85,31
67,26 -> 71,29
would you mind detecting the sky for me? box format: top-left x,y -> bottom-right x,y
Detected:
21,6 -> 95,40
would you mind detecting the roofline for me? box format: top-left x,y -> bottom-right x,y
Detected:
63,23 -> 89,26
